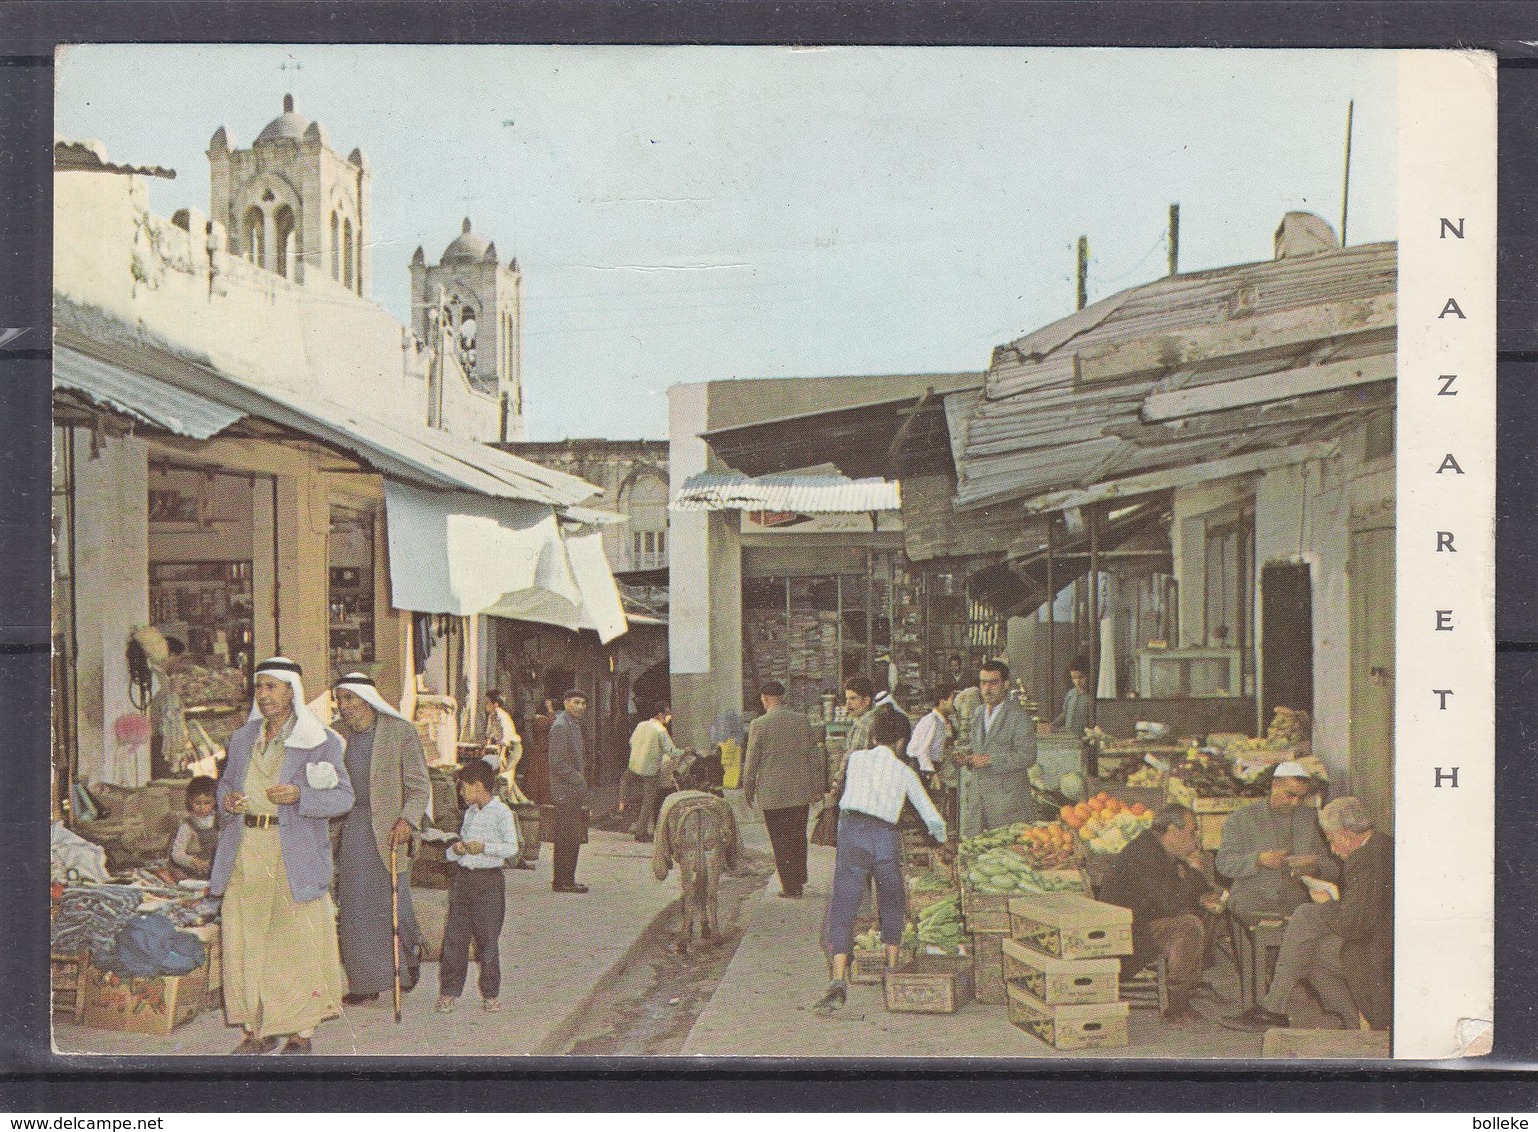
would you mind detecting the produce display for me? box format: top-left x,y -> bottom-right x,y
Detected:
1221,706 -> 1311,753
958,821 -> 1077,869
1059,792 -> 1154,855
913,895 -> 966,953
964,853 -> 1086,897
1126,764 -> 1164,788
1166,749 -> 1268,799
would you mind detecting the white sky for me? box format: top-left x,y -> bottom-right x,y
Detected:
55,45 -> 1399,441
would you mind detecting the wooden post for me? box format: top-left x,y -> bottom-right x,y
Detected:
1168,203 -> 1180,276
1086,504 -> 1102,778
1340,100 -> 1354,247
1045,520 -> 1056,722
1076,236 -> 1089,311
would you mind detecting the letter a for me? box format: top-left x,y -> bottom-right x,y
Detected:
1439,298 -> 1466,319
1438,453 -> 1465,474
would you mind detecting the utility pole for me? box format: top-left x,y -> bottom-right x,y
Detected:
1340,99 -> 1355,247
1168,203 -> 1180,276
1076,236 -> 1089,311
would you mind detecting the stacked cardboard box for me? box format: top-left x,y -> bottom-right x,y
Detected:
1002,893 -> 1132,1050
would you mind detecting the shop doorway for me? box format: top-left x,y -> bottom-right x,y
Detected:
1260,563 -> 1314,727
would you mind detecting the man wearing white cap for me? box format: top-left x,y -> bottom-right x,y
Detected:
210,657 -> 354,1055
332,671 -> 431,1007
1215,760 -> 1339,921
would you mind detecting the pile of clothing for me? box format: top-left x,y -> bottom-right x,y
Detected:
50,885 -> 144,955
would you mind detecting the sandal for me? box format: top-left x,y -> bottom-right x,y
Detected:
482,998 -> 502,1012
435,996 -> 457,1014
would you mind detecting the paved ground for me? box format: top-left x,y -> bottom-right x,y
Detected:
53,788 -> 1366,1061
53,825 -> 682,1058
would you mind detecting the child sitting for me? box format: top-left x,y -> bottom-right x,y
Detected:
168,775 -> 219,880
436,759 -> 519,1014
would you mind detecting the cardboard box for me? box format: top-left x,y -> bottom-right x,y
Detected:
1007,893 -> 1133,960
81,965 -> 208,1036
884,954 -> 974,1014
970,929 -> 1009,1005
1006,982 -> 1129,1050
1001,937 -> 1120,1005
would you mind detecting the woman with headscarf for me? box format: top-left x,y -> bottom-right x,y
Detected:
331,671 -> 431,1006
210,657 -> 354,1055
523,696 -> 557,806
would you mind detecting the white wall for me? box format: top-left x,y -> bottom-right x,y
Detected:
54,168 -> 499,444
72,433 -> 150,787
1171,427 -> 1392,787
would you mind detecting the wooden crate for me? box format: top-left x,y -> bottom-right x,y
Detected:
961,867 -> 1090,934
970,929 -> 1009,1005
184,923 -> 221,993
851,945 -> 914,985
1007,893 -> 1133,960
883,954 -> 974,1014
1006,982 -> 1130,1050
81,965 -> 208,1036
51,951 -> 90,1024
1001,937 -> 1120,1005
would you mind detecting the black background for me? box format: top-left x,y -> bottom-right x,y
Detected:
3,0 -> 1537,1111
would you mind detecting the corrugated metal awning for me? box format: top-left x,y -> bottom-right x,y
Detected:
672,471 -> 900,514
54,346 -> 244,439
53,316 -> 598,508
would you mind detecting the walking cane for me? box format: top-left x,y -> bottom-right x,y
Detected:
389,841 -> 403,1024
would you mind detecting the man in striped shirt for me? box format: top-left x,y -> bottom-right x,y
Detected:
815,708 -> 946,1015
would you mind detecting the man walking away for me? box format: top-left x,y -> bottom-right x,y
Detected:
743,681 -> 825,899
547,689 -> 591,894
628,701 -> 684,842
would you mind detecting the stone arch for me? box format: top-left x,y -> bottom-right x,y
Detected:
242,205 -> 265,266
273,204 -> 298,280
619,465 -> 669,570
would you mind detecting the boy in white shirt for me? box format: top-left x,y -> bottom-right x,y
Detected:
437,759 -> 519,1013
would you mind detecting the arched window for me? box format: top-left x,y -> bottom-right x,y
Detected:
342,218 -> 354,291
621,472 -> 669,571
330,212 -> 340,281
273,205 -> 295,280
354,226 -> 364,295
243,205 -> 265,266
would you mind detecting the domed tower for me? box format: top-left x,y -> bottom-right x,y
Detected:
207,94 -> 372,296
409,218 -> 525,441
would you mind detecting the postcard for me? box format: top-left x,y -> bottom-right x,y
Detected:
45,45 -> 1493,1062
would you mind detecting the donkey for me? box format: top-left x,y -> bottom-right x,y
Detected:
651,788 -> 740,956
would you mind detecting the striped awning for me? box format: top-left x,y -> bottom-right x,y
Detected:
672,471 -> 900,514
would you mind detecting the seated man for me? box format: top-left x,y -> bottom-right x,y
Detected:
1222,796 -> 1393,1032
1215,761 -> 1339,922
1098,804 -> 1226,1022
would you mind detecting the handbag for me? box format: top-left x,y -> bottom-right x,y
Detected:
810,802 -> 840,847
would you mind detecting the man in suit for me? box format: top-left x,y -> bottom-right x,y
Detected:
547,689 -> 591,893
743,681 -> 825,899
956,659 -> 1038,837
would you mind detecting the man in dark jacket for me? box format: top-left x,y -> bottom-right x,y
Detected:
1098,804 -> 1225,1021
547,690 -> 590,894
1224,796 -> 1392,1031
742,681 -> 825,899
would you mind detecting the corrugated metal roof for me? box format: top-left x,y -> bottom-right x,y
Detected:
54,346 -> 244,439
672,471 -> 900,514
54,308 -> 598,509
952,239 -> 1397,510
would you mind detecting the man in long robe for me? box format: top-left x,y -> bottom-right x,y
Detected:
331,671 -> 431,1006
211,657 -> 353,1055
1215,761 -> 1339,921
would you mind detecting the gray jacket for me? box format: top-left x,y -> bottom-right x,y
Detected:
547,710 -> 589,806
743,705 -> 825,812
960,697 -> 1038,837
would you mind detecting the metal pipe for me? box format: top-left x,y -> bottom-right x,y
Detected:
1340,100 -> 1355,247
1045,519 -> 1056,722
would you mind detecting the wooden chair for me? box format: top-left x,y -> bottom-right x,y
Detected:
1229,912 -> 1288,1011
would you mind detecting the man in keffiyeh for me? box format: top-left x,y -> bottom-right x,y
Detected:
209,657 -> 354,1055
330,671 -> 431,1006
